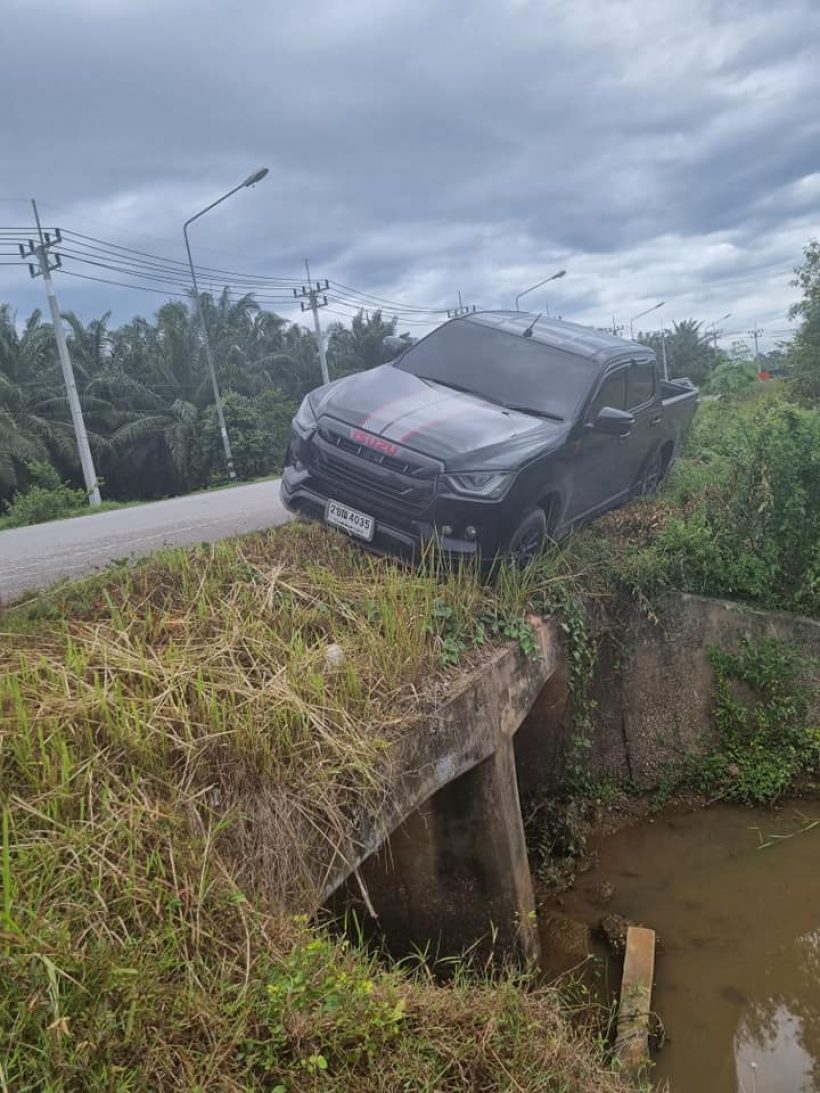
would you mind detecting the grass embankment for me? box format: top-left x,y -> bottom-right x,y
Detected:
0,523 -> 627,1091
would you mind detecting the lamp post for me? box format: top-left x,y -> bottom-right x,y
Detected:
514,269 -> 566,311
629,301 -> 664,342
659,316 -> 669,380
183,167 -> 269,479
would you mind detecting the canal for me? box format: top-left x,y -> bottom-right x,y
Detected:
540,802 -> 820,1092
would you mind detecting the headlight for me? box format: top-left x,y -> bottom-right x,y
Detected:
293,397 -> 317,438
440,471 -> 514,499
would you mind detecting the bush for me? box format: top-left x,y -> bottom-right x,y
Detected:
650,638 -> 820,809
197,390 -> 296,484
704,639 -> 820,804
703,359 -> 758,398
604,396 -> 820,615
2,479 -> 88,528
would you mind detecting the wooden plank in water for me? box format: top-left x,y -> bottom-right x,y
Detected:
615,925 -> 656,1080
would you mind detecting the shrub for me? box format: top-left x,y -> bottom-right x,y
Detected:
703,359 -> 758,398
2,479 -> 88,527
703,639 -> 819,805
197,390 -> 296,484
600,396 -> 820,615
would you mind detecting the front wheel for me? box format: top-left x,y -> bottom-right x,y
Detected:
635,448 -> 665,497
507,508 -> 548,567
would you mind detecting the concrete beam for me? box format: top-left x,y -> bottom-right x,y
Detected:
321,616 -> 560,901
350,736 -> 539,964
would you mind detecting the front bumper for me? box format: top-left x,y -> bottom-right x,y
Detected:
280,465 -> 488,561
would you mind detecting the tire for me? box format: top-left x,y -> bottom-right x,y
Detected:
635,447 -> 664,497
507,508 -> 548,567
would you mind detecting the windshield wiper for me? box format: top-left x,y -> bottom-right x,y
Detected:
503,404 -> 564,422
418,377 -> 483,398
418,379 -> 563,421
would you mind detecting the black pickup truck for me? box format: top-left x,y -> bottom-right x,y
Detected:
281,312 -> 698,564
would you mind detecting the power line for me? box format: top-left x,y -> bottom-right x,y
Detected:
323,292 -> 449,320
2,221 -> 459,321
327,279 -> 450,315
61,230 -> 303,285
58,268 -> 193,297
36,199 -> 298,272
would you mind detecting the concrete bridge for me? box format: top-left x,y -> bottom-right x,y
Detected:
321,594 -> 820,966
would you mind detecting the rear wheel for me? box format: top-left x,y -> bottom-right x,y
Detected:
507,508 -> 548,567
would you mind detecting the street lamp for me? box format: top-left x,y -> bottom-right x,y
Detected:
183,167 -> 269,479
630,301 -> 665,341
515,269 -> 566,311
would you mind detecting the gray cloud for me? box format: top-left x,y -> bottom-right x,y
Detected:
1,0 -> 819,350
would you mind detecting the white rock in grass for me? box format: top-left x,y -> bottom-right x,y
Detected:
323,643 -> 345,673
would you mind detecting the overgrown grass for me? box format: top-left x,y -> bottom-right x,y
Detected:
571,388 -> 820,617
0,522 -> 627,1090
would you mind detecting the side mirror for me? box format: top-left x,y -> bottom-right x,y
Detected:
383,335 -> 406,355
590,406 -> 635,436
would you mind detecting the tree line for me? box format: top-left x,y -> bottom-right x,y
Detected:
0,294 -> 402,507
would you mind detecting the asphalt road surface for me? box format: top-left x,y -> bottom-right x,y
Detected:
0,478 -> 291,604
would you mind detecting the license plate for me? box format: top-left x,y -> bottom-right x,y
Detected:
325,500 -> 375,542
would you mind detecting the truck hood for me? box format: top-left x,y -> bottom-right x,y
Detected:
312,365 -> 567,466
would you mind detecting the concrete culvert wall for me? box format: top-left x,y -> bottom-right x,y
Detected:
515,592 -> 820,792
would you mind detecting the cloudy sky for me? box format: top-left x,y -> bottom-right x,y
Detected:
2,0 -> 819,351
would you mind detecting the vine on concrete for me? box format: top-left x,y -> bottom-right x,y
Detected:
651,637 -> 820,809
547,587 -> 598,790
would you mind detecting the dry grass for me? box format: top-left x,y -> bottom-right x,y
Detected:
0,522 -> 629,1090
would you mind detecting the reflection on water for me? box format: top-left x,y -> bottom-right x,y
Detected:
734,928 -> 820,1092
539,804 -> 820,1092
735,1003 -> 812,1093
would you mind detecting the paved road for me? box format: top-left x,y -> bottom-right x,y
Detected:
0,478 -> 290,603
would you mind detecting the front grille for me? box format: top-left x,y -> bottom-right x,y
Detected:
326,431 -> 427,477
310,424 -> 439,514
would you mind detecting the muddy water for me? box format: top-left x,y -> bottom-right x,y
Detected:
541,803 -> 820,1092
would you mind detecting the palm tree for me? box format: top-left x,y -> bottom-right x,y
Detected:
326,309 -> 404,376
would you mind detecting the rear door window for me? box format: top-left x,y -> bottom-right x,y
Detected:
628,359 -> 656,408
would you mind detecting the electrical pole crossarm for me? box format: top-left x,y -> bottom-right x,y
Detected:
297,259 -> 330,385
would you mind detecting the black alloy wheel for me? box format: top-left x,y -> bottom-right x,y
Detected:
507,508 -> 548,567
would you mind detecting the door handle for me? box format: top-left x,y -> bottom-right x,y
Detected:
649,415 -> 662,427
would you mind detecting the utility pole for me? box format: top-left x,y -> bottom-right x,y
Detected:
20,200 -> 101,506
447,291 -> 475,319
294,260 -> 330,384
708,313 -> 730,359
611,315 -> 624,337
748,320 -> 763,360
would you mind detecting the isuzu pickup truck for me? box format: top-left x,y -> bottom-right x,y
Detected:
281,311 -> 698,564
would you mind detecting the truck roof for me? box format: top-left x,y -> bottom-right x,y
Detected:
463,311 -> 653,365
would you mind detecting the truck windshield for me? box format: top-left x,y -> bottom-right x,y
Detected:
396,319 -> 599,421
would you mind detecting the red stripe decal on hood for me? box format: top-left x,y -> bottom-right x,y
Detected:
399,402 -> 478,443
